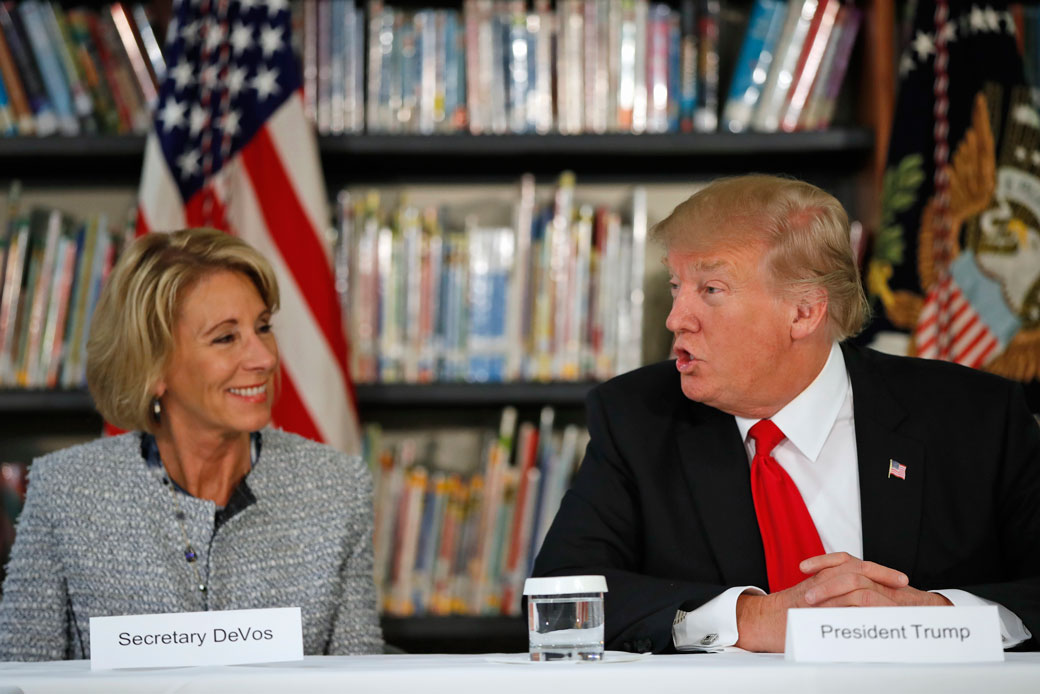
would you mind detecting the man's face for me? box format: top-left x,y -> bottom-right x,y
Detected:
665,239 -> 799,418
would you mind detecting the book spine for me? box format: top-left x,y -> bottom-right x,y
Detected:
678,0 -> 697,132
630,0 -> 649,133
94,10 -> 148,133
780,0 -> 841,132
0,221 -> 27,385
0,63 -> 12,133
329,0 -> 346,135
721,0 -> 785,133
317,0 -> 333,134
0,27 -> 31,134
20,211 -> 61,387
42,2 -> 94,132
814,4 -> 862,130
42,233 -> 77,388
131,4 -> 165,84
19,1 -> 77,135
693,0 -> 720,132
0,1 -> 57,135
646,3 -> 671,133
65,9 -> 119,134
109,3 -> 156,108
752,0 -> 818,132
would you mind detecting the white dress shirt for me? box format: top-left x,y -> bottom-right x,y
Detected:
672,342 -> 1030,651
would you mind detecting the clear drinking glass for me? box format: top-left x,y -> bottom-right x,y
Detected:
523,575 -> 607,661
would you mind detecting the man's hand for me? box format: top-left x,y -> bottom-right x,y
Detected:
735,552 -> 952,652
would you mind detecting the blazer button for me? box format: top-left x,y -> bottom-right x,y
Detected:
621,641 -> 632,651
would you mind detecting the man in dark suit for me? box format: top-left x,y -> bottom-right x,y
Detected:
532,175 -> 1039,653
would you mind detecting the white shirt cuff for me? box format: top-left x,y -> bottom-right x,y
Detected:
673,586 -> 765,651
932,589 -> 1032,649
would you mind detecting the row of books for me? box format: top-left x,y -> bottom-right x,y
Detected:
0,2 -> 162,137
368,407 -> 587,616
333,173 -> 647,385
299,0 -> 861,136
723,0 -> 861,133
0,187 -> 128,389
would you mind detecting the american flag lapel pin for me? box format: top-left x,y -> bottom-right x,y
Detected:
888,459 -> 907,480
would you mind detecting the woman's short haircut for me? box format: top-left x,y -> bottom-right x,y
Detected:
652,174 -> 870,341
86,228 -> 280,433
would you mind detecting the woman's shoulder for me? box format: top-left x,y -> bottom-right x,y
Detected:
258,428 -> 368,481
28,432 -> 143,490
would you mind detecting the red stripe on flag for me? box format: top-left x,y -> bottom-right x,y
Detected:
184,184 -> 231,232
953,323 -> 992,364
966,334 -> 1000,369
238,128 -> 350,383
950,313 -> 981,347
135,207 -> 151,237
273,364 -> 323,443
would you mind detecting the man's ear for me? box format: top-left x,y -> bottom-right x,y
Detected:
790,289 -> 829,340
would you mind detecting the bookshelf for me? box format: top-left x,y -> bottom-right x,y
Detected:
0,0 -> 895,653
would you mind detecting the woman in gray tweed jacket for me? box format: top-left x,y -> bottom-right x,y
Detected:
0,229 -> 383,661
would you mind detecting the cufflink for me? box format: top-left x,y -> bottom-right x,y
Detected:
699,633 -> 719,646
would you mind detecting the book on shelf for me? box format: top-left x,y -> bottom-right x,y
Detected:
0,63 -> 13,134
0,22 -> 32,134
370,405 -> 587,617
778,0 -> 841,132
0,1 -> 58,136
721,0 -> 787,134
751,0 -> 820,133
798,3 -> 861,131
693,0 -> 721,132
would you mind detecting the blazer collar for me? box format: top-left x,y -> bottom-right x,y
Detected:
841,343 -> 926,577
676,401 -> 769,587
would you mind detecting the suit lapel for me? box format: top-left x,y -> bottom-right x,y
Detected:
676,403 -> 769,586
843,344 -> 926,578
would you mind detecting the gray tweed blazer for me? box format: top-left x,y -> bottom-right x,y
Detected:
0,429 -> 383,661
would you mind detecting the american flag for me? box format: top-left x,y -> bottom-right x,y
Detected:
888,459 -> 907,480
135,0 -> 360,452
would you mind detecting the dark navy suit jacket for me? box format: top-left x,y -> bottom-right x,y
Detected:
533,343 -> 1040,652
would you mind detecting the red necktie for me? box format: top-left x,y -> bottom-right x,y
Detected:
748,420 -> 825,593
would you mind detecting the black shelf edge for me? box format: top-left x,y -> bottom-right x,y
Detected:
0,383 -> 594,413
0,389 -> 97,413
380,615 -> 527,654
0,129 -> 874,184
355,381 -> 597,407
0,129 -> 873,158
0,134 -> 147,158
319,129 -> 874,157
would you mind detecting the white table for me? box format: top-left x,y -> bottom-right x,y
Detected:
2,652 -> 1039,694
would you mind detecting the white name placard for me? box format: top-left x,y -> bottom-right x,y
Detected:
89,607 -> 303,671
785,606 -> 1003,663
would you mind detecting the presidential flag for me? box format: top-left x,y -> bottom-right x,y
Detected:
136,0 -> 360,452
865,0 -> 1040,407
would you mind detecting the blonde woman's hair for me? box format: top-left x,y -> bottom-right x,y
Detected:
86,228 -> 280,433
652,174 -> 870,340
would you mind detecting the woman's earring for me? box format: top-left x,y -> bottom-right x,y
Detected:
151,397 -> 162,423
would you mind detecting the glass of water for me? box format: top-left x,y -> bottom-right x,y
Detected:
523,575 -> 607,661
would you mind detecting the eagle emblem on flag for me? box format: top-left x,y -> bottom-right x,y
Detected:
865,1 -> 1040,395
